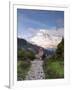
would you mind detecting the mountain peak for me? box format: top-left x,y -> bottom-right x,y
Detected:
29,29 -> 62,49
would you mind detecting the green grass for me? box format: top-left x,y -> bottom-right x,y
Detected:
43,58 -> 64,79
17,60 -> 31,80
17,49 -> 36,80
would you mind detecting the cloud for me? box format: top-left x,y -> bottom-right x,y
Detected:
18,27 -> 64,41
18,28 -> 39,40
47,28 -> 64,37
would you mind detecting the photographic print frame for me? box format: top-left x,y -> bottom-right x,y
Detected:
9,1 -> 70,88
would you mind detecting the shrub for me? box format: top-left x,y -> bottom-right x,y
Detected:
56,38 -> 64,58
27,51 -> 35,60
43,58 -> 64,79
17,60 -> 31,80
18,49 -> 27,60
18,49 -> 35,61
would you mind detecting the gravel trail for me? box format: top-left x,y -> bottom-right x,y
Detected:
25,59 -> 45,80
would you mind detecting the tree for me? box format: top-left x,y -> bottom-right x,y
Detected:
56,38 -> 64,58
18,49 -> 27,60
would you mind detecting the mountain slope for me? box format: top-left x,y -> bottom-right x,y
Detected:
17,38 -> 44,53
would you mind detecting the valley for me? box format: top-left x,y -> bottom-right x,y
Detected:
17,37 -> 64,80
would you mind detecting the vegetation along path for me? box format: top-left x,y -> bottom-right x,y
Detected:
25,59 -> 45,80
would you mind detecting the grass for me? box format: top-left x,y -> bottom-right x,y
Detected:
17,60 -> 31,80
43,57 -> 64,79
17,49 -> 36,80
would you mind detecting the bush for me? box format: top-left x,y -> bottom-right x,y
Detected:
43,59 -> 64,79
17,49 -> 35,80
17,60 -> 31,80
18,49 -> 27,60
56,38 -> 64,58
26,51 -> 35,60
18,49 -> 35,61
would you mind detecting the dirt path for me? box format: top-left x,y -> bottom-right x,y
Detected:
25,59 -> 45,80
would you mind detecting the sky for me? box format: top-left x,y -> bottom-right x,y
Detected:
17,9 -> 64,40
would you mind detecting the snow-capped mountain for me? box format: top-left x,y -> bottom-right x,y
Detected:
29,29 -> 63,49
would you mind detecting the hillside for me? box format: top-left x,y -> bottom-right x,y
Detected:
17,38 -> 43,54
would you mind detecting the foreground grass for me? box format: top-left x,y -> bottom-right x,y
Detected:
17,60 -> 31,80
17,49 -> 36,81
43,57 -> 64,79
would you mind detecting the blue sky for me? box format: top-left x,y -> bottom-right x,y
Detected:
17,9 -> 64,40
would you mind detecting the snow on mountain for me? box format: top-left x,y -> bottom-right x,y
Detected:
29,29 -> 63,49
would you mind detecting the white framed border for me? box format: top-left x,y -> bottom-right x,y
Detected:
9,1 -> 70,88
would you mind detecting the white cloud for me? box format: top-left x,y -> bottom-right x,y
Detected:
18,28 -> 38,40
18,27 -> 64,40
47,28 -> 64,37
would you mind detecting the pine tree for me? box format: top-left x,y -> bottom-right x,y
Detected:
56,38 -> 64,58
